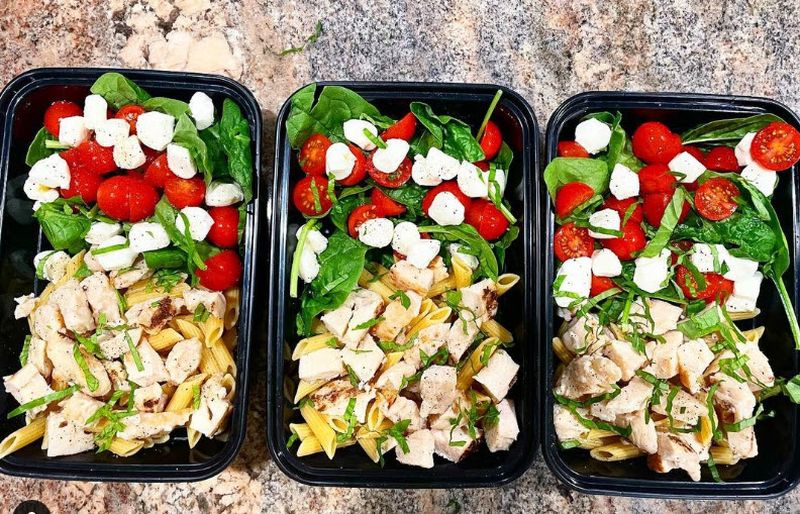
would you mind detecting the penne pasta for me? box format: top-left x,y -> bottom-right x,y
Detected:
108,437 -> 144,457
457,337 -> 500,390
187,428 -> 202,449
148,328 -> 185,352
300,404 -> 337,459
292,333 -> 336,360
552,337 -> 575,365
294,379 -> 326,403
201,315 -> 225,348
223,287 -> 241,330
0,416 -> 46,459
590,440 -> 645,462
710,445 -> 739,466
125,282 -> 189,307
166,373 -> 207,412
406,306 -> 452,339
496,273 -> 520,296
427,276 -> 456,298
210,341 -> 236,376
289,422 -> 314,441
452,256 -> 473,290
173,318 -> 205,343
481,319 -> 514,343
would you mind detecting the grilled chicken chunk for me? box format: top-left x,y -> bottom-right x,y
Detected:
628,299 -> 683,335
27,336 -> 53,378
403,323 -> 449,369
727,426 -> 758,460
341,336 -> 385,384
602,339 -> 646,381
561,313 -> 609,354
125,296 -> 184,334
13,293 -> 37,319
459,279 -> 498,323
485,399 -> 519,452
189,374 -> 233,437
473,349 -> 519,402
553,404 -> 590,443
80,272 -> 123,325
590,376 -> 652,422
626,410 -> 657,454
50,279 -> 95,334
44,393 -> 103,457
118,411 -> 191,440
389,260 -> 435,295
98,327 -> 143,361
46,335 -> 112,397
381,396 -> 424,432
555,355 -> 622,399
133,383 -> 168,413
375,361 -> 417,391
165,337 -> 202,385
123,339 -> 170,387
32,303 -> 64,341
183,288 -> 226,319
342,289 -> 384,347
652,389 -> 706,425
677,339 -> 714,393
446,318 -> 480,363
3,363 -> 54,416
648,430 -> 709,482
711,372 -> 756,424
395,429 -> 435,468
419,365 -> 457,417
433,425 -> 479,463
643,331 -> 683,379
310,379 -> 375,423
298,347 -> 344,383
110,258 -> 154,289
373,290 -> 422,342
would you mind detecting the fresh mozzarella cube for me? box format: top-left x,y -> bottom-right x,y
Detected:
574,118 -> 612,154
407,239 -> 441,269
58,116 -> 89,147
428,191 -> 465,226
298,246 -> 320,283
488,167 -> 507,198
725,294 -> 757,312
668,151 -> 707,183
591,249 -> 621,277
298,348 -> 344,382
741,163 -> 777,197
473,349 -> 519,402
166,143 -> 197,179
83,94 -> 108,130
449,243 -> 479,270
85,221 -> 122,245
411,155 -> 442,186
395,429 -> 435,469
128,222 -> 170,252
633,249 -> 671,294
92,235 -> 138,271
723,254 -> 759,281
690,243 -> 726,273
23,176 -> 59,203
175,207 -> 214,241
29,153 -> 70,189
426,148 -> 461,181
325,142 -> 356,180
609,163 -> 639,200
343,119 -> 378,151
392,221 -> 420,256
113,135 -> 147,170
136,111 -> 175,151
206,181 -> 244,206
735,132 -> 757,166
485,399 -> 520,452
734,271 -> 763,302
296,226 -> 328,255
554,257 -> 591,308
372,138 -> 409,173
189,92 -> 215,130
357,217 -> 394,248
457,161 -> 489,198
587,208 -> 621,240
33,250 -> 70,282
95,118 -> 130,147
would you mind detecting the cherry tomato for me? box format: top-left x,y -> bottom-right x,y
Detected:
60,139 -> 117,175
298,133 -> 332,176
474,161 -> 490,171
60,168 -> 103,204
669,240 -> 694,265
292,175 -> 332,216
553,222 -> 594,262
371,188 -> 406,216
422,181 -> 472,217
337,144 -> 368,186
115,105 -> 145,134
557,141 -> 590,158
751,122 -> 800,171
479,120 -> 503,161
695,177 -> 740,221
601,221 -> 646,261
164,176 -> 206,209
196,250 -> 243,291
381,113 -> 417,141
466,200 -> 509,241
555,181 -> 594,219
136,145 -> 161,174
143,154 -> 175,189
642,192 -> 690,228
207,207 -> 240,248
367,156 -> 412,188
44,101 -> 82,137
638,164 -> 676,194
682,145 -> 705,162
591,275 -> 615,297
704,147 -> 740,172
96,175 -> 158,222
602,197 -> 644,224
632,121 -> 682,164
676,266 -> 734,303
348,204 -> 380,238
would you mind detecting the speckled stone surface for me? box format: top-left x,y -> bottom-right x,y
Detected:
2,0 -> 800,512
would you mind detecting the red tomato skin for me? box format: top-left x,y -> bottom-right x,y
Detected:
553,222 -> 594,262
600,221 -> 646,260
751,122 -> 800,171
144,154 -> 175,189
299,133 -> 332,176
466,199 -> 509,241
682,145 -> 705,162
196,250 -> 243,291
348,204 -> 380,238
557,141 -> 590,158
60,168 -> 103,204
642,192 -> 690,228
44,101 -> 82,137
479,121 -> 503,161
371,188 -> 406,216
207,207 -> 240,248
60,140 -> 117,175
96,175 -> 158,221
638,164 -> 676,194
128,181 -> 160,221
115,105 -> 145,134
164,176 -> 206,209
337,145 -> 368,186
602,197 -> 643,223
367,156 -> 412,188
474,161 -> 490,171
555,181 -> 595,218
422,181 -> 472,216
704,147 -> 740,172
632,122 -> 682,164
676,266 -> 734,302
291,175 -> 332,216
381,113 -> 417,141
591,275 -> 615,297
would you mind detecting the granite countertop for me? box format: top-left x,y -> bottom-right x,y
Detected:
2,0 -> 800,512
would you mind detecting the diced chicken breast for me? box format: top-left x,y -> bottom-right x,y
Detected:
648,431 -> 708,482
375,361 -> 417,391
3,363 -> 55,416
110,259 -> 154,289
553,404 -> 590,442
32,303 -> 64,341
342,289 -> 384,347
555,355 -> 622,399
419,365 -> 457,417
446,318 -> 480,363
403,323 -> 449,369
50,279 -> 95,334
429,256 -> 450,284
652,389 -> 706,425
13,293 -> 37,319
711,373 -> 756,424
60,392 -> 103,423
182,288 -> 226,319
389,260 -> 435,295
27,337 -> 52,378
310,379 -> 375,423
602,339 -> 646,381
590,376 -> 653,422
562,313 -> 608,354
627,410 -> 657,454
79,272 -> 123,325
727,426 -> 758,460
189,374 -> 232,437
644,330 -> 683,379
460,279 -> 498,322
381,396 -> 424,432
473,349 -> 519,402
395,429 -> 435,468
738,342 -> 775,392
165,337 -> 202,385
133,383 -> 168,413
46,335 -> 112,397
103,360 -> 129,391
373,290 -> 422,341
124,339 -> 170,387
341,336 -> 384,383
125,296 -> 183,334
677,339 -> 714,393
629,299 -> 683,335
320,297 -> 354,340
432,425 -> 479,463
44,411 -> 95,457
298,348 -> 345,383
118,411 -> 191,440
485,399 -> 519,452
97,327 -> 142,361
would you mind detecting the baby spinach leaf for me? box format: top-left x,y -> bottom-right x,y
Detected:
543,157 -> 610,200
218,99 -> 254,202
142,97 -> 190,118
33,201 -> 91,253
680,114 -> 784,147
492,142 -> 514,171
493,225 -> 520,269
584,111 -> 643,172
25,127 -> 57,167
89,72 -> 151,110
330,194 -> 369,233
142,248 -> 187,269
410,102 -> 485,162
199,123 -> 227,178
172,113 -> 213,183
376,182 -> 427,218
672,207 -> 777,263
419,224 -> 498,280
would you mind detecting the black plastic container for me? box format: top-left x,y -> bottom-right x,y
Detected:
0,68 -> 262,482
541,92 -> 800,498
267,82 -> 539,487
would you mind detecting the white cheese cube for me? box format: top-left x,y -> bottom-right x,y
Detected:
95,118 -> 130,148
392,221 -> 420,256
633,249 -> 671,294
449,243 -> 479,270
426,147 -> 461,181
485,399 -> 520,452
175,207 -> 214,241
734,271 -> 763,302
85,221 -> 122,245
574,118 -> 612,154
554,257 -> 591,308
395,429 -> 435,469
357,217 -> 394,248
591,249 -> 622,277
457,161 -> 489,198
136,111 -> 175,151
23,176 -> 59,203
725,295 -> 757,312
83,94 -> 108,130
325,142 -> 356,180
189,92 -> 215,130
113,135 -> 147,170
741,163 -> 777,197
668,151 -> 707,183
723,253 -> 759,281
128,222 -> 170,252
298,246 -> 320,283
609,163 -> 639,200
406,239 -> 441,269
29,153 -> 70,189
206,181 -> 244,206
298,348 -> 344,382
690,243 -> 726,273
166,143 -> 197,179
372,138 -> 409,173
343,119 -> 378,151
473,349 -> 519,402
341,337 -> 385,383
33,250 -> 70,282
92,235 -> 139,271
588,208 -> 621,240
735,132 -> 757,166
58,116 -> 89,147
428,191 -> 465,226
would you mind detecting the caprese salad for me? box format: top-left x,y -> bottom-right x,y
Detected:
547,111 -> 800,482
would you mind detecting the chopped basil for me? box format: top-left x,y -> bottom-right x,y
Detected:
324,337 -> 338,348
92,240 -> 130,256
559,439 -> 582,450
125,330 -> 144,372
377,340 -> 414,353
335,398 -> 358,443
73,343 -> 99,392
389,290 -> 411,309
353,317 -> 384,330
286,431 -> 299,449
193,304 -> 211,322
363,128 -> 387,149
19,335 -> 31,366
192,384 -> 202,410
345,364 -> 360,386
7,384 -> 79,419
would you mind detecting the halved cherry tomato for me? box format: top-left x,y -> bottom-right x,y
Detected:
695,177 -> 740,221
422,181 -> 472,217
207,207 -> 239,248
143,154 -> 175,189
555,181 -> 594,219
165,176 -> 206,209
60,139 -> 117,175
371,188 -> 406,216
638,164 -> 676,194
381,113 -> 417,141
642,192 -> 690,227
96,175 -> 158,221
601,221 -> 646,261
632,121 -> 682,164
292,175 -> 332,217
591,275 -> 615,297
337,144 -> 367,186
115,105 -> 145,134
299,133 -> 332,176
474,161 -> 490,171
348,204 -> 380,238
367,156 -> 412,188
675,266 -> 734,302
554,222 -> 594,262
669,240 -> 694,265
704,147 -> 739,172
136,145 -> 161,174
479,120 -> 502,161
60,168 -> 103,204
602,197 -> 644,224
682,145 -> 705,162
44,101 -> 82,137
751,122 -> 800,171
466,199 -> 508,241
196,250 -> 243,291
557,141 -> 590,158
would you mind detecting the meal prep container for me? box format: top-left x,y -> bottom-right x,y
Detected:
267,82 -> 540,488
541,92 -> 800,498
0,68 -> 262,482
